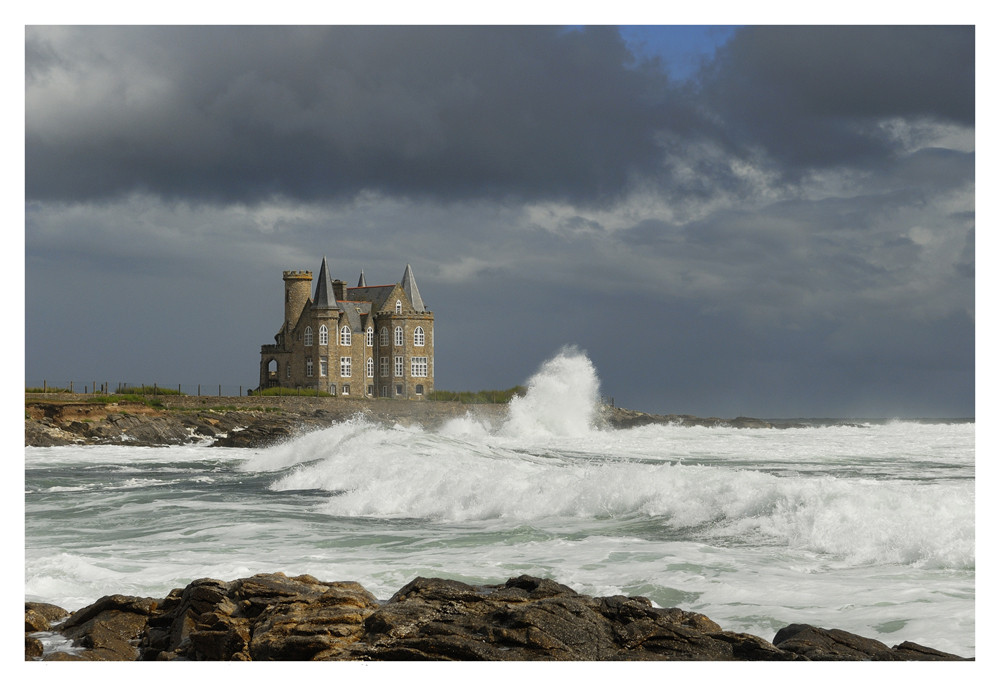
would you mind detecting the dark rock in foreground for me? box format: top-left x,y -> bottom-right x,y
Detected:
25,573 -> 970,661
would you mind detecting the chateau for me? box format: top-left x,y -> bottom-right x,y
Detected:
259,258 -> 434,399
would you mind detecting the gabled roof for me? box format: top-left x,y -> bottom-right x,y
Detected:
312,257 -> 340,310
347,284 -> 396,310
401,264 -> 426,312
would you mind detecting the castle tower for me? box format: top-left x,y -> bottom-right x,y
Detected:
283,270 -> 313,330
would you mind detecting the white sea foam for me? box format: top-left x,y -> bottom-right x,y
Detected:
502,346 -> 600,437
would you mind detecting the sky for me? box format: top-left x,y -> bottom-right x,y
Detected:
22,21 -> 978,418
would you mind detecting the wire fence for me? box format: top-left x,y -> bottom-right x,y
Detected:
25,380 -> 263,397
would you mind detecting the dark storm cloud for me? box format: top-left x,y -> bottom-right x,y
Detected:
25,25 -> 683,205
696,25 -> 974,171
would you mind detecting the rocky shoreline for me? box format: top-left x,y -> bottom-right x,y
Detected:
25,572 -> 969,661
24,394 -> 788,448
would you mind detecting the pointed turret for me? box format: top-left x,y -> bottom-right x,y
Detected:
357,270 -> 368,287
401,263 -> 426,312
313,256 -> 340,310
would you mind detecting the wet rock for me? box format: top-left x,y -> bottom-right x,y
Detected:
25,635 -> 44,660
211,422 -> 296,448
25,602 -> 70,660
25,602 -> 68,632
140,572 -> 379,661
43,595 -> 157,661
25,575 -> 971,662
350,575 -> 796,661
772,624 -> 969,661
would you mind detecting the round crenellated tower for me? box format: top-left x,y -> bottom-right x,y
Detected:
283,270 -> 313,331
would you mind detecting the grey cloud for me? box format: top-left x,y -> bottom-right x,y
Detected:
26,26 -> 684,206
697,26 -> 974,172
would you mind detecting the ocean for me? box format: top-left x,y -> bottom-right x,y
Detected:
23,350 -> 975,657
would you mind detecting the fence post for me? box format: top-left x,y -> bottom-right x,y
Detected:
218,385 -> 221,397
240,386 -> 242,396
43,380 -> 46,393
198,384 -> 201,396
178,384 -> 181,395
153,383 -> 157,396
92,381 -> 96,395
69,381 -> 73,393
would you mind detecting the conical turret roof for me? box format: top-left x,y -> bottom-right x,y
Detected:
401,263 -> 426,312
357,270 -> 368,287
313,256 -> 340,310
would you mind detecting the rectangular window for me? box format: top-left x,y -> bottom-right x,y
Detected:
319,359 -> 327,377
415,384 -> 424,395
380,357 -> 389,377
411,356 -> 428,377
306,359 -> 313,377
396,384 -> 403,396
342,384 -> 350,395
381,385 -> 388,397
394,356 -> 403,377
340,357 -> 352,377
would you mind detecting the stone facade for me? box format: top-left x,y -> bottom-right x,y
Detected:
260,258 -> 434,399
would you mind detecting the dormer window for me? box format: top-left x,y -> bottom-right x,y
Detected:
395,300 -> 402,314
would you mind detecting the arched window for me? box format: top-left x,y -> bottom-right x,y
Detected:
304,326 -> 313,347
340,325 -> 351,346
380,327 -> 389,347
394,326 -> 403,347
414,326 -> 425,347
366,327 -> 374,347
395,300 -> 402,314
318,325 -> 328,346
366,357 -> 374,378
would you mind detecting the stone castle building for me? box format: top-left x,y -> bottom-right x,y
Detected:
260,258 -> 434,399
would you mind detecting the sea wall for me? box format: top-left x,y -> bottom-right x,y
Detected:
25,572 -> 968,661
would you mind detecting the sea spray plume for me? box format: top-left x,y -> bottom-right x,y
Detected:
503,347 -> 600,437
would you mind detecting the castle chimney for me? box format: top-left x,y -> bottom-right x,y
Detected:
333,279 -> 347,303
